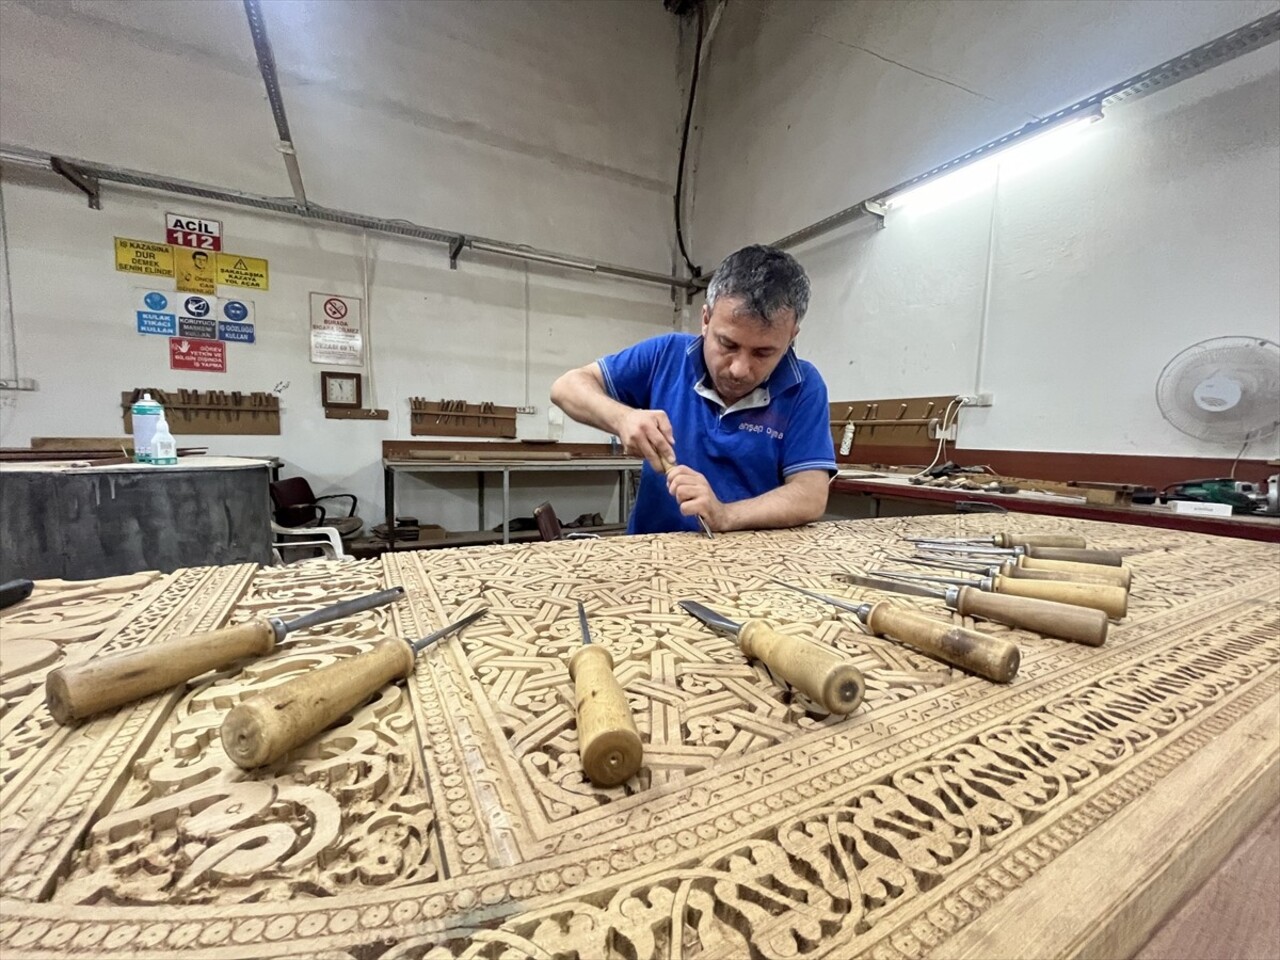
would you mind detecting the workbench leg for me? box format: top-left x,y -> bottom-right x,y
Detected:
477,472 -> 485,532
619,469 -> 630,525
384,466 -> 396,552
502,470 -> 510,545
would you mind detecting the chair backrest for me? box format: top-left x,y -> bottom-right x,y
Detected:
533,501 -> 561,541
270,476 -> 316,510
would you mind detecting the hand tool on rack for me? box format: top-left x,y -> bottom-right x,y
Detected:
221,607 -> 487,769
46,587 -> 407,725
904,533 -> 1087,549
788,574 -> 1107,646
915,544 -> 1131,585
659,456 -> 715,539
0,578 -> 34,611
569,602 -> 643,786
864,568 -> 1128,619
767,580 -> 1021,682
680,601 -> 866,712
904,553 -> 1133,590
910,542 -> 1125,568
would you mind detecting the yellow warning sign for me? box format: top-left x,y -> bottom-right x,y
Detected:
217,252 -> 269,290
114,237 -> 173,277
175,246 -> 217,294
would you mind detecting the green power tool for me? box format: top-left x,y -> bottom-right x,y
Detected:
1162,478 -> 1263,513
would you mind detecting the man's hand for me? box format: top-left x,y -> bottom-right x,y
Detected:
616,409 -> 677,473
665,465 -> 725,531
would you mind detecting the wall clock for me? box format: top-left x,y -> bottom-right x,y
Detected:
321,371 -> 362,409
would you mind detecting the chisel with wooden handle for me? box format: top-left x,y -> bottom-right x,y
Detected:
680,601 -> 866,712
570,602 -> 642,787
874,569 -> 1128,619
907,553 -> 1133,590
918,543 -> 1125,568
767,580 -> 1021,681
659,456 -> 715,539
814,573 -> 1107,646
905,533 -> 1087,549
46,587 -> 407,725
221,607 -> 487,769
768,578 -> 1018,686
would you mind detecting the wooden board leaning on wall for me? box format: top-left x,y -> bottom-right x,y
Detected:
830,394 -> 962,453
121,388 -> 280,435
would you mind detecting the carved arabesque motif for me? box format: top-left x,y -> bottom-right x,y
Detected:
0,516 -> 1275,958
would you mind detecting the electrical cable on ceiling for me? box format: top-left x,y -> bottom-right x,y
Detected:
0,180 -> 20,382
673,2 -> 705,278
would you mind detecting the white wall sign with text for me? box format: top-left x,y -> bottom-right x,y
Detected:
309,293 -> 363,366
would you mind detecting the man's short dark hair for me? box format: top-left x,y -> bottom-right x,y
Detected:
705,245 -> 810,326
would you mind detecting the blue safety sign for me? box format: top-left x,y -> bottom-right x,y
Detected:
222,299 -> 250,322
144,291 -> 169,311
218,320 -> 256,343
136,311 -> 176,336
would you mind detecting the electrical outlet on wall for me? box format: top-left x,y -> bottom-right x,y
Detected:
959,393 -> 993,407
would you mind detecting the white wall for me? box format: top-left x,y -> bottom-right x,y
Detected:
690,0 -> 1280,461
0,0 -> 683,531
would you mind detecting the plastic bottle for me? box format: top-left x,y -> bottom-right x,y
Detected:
151,414 -> 178,465
131,392 -> 163,463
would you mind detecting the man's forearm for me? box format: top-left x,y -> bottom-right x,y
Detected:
550,367 -> 629,436
718,472 -> 829,531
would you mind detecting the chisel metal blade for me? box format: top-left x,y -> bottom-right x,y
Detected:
679,600 -> 741,637
410,607 -> 488,653
767,578 -> 866,614
577,600 -> 592,645
282,586 -> 407,636
834,572 -> 949,601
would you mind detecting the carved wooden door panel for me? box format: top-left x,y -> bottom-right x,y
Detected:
1,518 -> 1276,958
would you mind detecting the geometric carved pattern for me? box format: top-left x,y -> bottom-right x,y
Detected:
0,517 -> 1276,957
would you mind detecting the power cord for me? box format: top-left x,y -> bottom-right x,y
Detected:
674,2 -> 705,278
912,396 -> 965,480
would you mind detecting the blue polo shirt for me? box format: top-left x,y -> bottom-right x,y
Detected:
599,333 -> 837,534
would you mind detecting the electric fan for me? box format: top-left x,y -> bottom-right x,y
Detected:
1155,337 -> 1280,446
1155,336 -> 1280,513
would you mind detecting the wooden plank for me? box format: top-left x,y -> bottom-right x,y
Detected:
1,517 -> 1275,958
384,439 -> 617,460
30,437 -> 132,451
323,408 -> 389,420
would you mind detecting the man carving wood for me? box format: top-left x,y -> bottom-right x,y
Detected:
552,245 -> 836,535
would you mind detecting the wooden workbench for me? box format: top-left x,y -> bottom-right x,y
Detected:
830,471 -> 1280,543
1,517 -> 1276,958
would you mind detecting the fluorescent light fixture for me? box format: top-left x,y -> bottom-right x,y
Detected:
883,105 -> 1104,213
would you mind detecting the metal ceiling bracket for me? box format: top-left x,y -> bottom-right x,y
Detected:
449,235 -> 466,270
49,157 -> 99,210
862,199 -> 887,226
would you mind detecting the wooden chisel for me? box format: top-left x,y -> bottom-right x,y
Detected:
46,587 -> 407,725
804,573 -> 1108,646
872,568 -> 1128,619
761,583 -> 1021,683
904,533 -> 1087,549
570,602 -> 642,786
659,456 -> 715,539
680,601 -> 866,712
916,543 -> 1125,567
907,553 -> 1133,590
221,607 -> 487,769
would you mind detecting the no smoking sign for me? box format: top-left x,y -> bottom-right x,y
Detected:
323,297 -> 348,320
